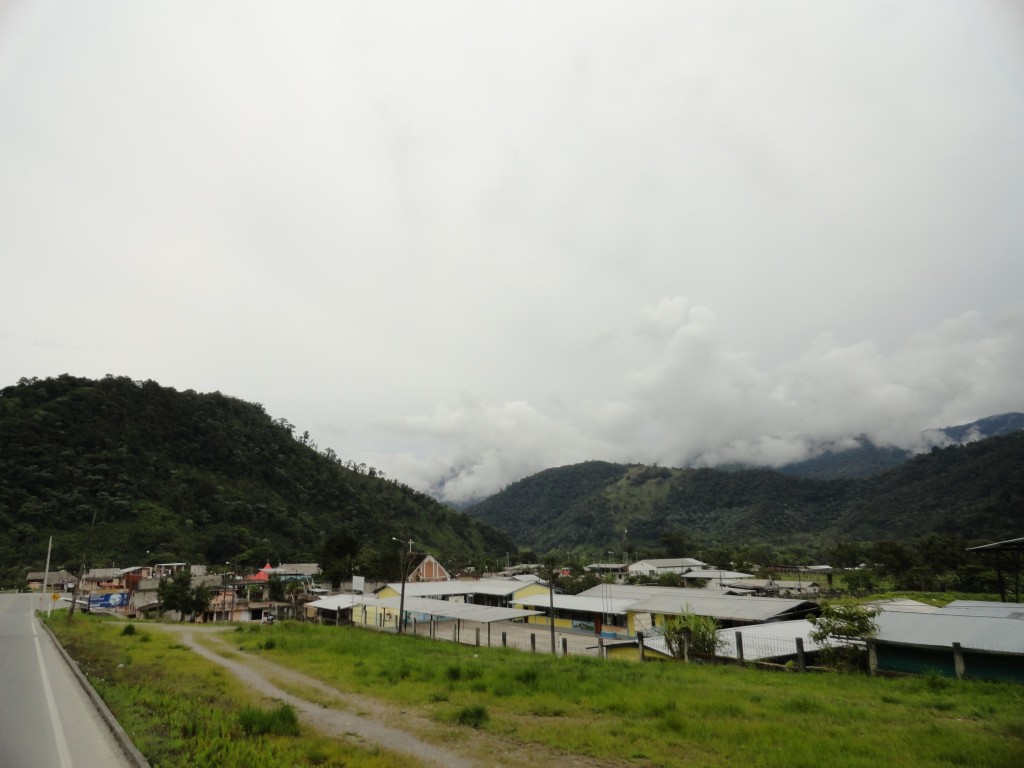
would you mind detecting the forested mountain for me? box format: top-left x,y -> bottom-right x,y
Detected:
0,375 -> 514,587
776,412 -> 1024,480
466,434 -> 1024,554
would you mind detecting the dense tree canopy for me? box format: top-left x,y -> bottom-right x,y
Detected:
0,375 -> 514,587
467,436 -> 1024,554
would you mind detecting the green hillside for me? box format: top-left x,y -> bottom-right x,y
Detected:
467,434 -> 1024,554
0,375 -> 514,587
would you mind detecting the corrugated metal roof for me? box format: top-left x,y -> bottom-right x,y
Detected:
627,558 -> 707,570
380,577 -> 541,599
308,593 -> 542,623
630,593 -> 816,623
716,620 -> 825,660
376,596 -> 542,623
574,584 -> 818,622
512,593 -> 636,615
680,570 -> 755,581
621,620 -> 822,661
577,584 -> 725,600
875,601 -> 1024,651
944,600 -> 1024,619
307,594 -> 367,611
875,610 -> 1024,652
968,536 -> 1024,551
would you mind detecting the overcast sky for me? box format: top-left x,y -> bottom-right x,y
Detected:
2,1 -> 1023,503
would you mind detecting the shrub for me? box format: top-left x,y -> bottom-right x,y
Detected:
514,668 -> 539,685
661,608 -> 723,658
809,602 -> 879,671
455,705 -> 488,729
237,703 -> 300,736
120,624 -> 136,636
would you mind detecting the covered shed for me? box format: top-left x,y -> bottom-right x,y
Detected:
967,537 -> 1024,603
871,600 -> 1024,682
628,591 -> 818,632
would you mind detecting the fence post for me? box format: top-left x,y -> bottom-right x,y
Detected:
638,631 -> 645,662
952,642 -> 965,679
683,627 -> 691,663
867,640 -> 878,676
475,628 -> 481,647
561,637 -> 568,656
735,631 -> 745,667
598,636 -> 605,659
502,631 -> 507,647
795,637 -> 806,672
452,624 -> 457,642
530,633 -> 536,653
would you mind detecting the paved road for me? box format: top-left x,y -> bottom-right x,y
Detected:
0,592 -> 134,768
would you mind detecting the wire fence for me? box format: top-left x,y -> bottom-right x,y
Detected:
404,617 -> 608,657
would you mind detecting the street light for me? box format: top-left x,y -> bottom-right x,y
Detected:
391,537 -> 413,634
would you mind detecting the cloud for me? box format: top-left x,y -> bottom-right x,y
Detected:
1,3 -> 1022,506
378,300 -> 1024,502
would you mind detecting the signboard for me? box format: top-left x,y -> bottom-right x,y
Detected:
89,592 -> 129,610
352,575 -> 365,594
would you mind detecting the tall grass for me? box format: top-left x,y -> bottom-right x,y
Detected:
230,620 -> 1024,768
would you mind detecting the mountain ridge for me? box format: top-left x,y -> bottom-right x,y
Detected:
465,427 -> 1024,554
0,374 -> 514,587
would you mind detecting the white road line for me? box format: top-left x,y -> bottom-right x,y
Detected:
32,618 -> 74,768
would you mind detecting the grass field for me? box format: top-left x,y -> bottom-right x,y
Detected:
49,615 -> 1024,767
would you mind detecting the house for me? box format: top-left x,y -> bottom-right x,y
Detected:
869,600 -> 1024,683
583,562 -> 626,576
626,558 -> 707,577
268,563 -> 321,582
26,570 -> 77,591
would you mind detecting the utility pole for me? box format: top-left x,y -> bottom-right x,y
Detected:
42,536 -> 52,617
391,537 -> 413,634
68,508 -> 99,621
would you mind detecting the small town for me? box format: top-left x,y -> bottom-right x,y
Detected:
27,543 -> 1024,682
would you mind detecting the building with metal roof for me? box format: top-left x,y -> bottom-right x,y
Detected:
626,558 -> 708,576
592,620 -> 824,664
871,600 -> 1024,682
376,576 -> 549,606
629,591 -> 818,631
305,592 -> 542,640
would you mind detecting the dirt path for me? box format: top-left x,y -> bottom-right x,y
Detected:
157,625 -> 475,768
152,625 -> 632,768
